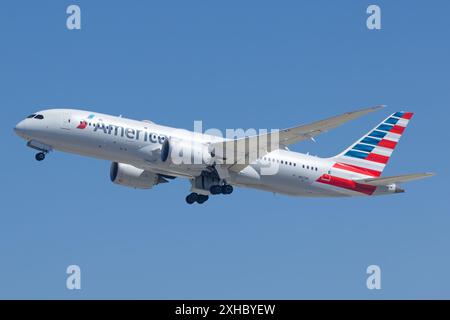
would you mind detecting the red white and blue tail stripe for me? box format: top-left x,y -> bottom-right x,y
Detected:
332,111 -> 413,178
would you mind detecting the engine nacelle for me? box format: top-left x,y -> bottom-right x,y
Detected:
161,137 -> 213,165
110,162 -> 160,189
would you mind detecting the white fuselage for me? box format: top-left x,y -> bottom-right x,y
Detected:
14,109 -> 396,197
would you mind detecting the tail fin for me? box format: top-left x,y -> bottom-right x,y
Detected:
332,111 -> 414,177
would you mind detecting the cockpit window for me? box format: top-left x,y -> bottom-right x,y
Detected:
26,114 -> 44,119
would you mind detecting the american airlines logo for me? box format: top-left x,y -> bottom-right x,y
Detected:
76,114 -> 95,129
80,117 -> 166,144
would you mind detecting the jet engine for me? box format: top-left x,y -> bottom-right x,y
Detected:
160,137 -> 213,166
110,162 -> 166,189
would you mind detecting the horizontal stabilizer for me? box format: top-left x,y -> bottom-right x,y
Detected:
355,173 -> 435,186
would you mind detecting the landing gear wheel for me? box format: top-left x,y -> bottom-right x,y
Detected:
35,152 -> 45,161
209,185 -> 222,195
196,195 -> 209,204
221,184 -> 233,195
186,193 -> 198,204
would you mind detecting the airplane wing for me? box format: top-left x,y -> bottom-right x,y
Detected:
355,173 -> 435,186
210,105 -> 384,172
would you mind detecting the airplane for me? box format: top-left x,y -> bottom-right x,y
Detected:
14,105 -> 433,204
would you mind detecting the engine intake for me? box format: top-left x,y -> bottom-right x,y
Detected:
110,162 -> 163,189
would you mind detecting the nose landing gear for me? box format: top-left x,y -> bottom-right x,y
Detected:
26,141 -> 51,162
35,152 -> 46,161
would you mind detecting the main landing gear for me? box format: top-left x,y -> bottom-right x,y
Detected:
209,184 -> 233,195
35,152 -> 46,161
186,169 -> 234,205
186,193 -> 209,205
185,184 -> 234,205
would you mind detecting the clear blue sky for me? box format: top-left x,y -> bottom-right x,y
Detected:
1,0 -> 449,299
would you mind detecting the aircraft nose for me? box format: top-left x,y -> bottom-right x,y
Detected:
14,120 -> 26,135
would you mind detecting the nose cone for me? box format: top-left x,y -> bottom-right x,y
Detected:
14,120 -> 27,137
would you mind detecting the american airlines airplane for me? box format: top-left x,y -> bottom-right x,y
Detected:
14,106 -> 433,204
